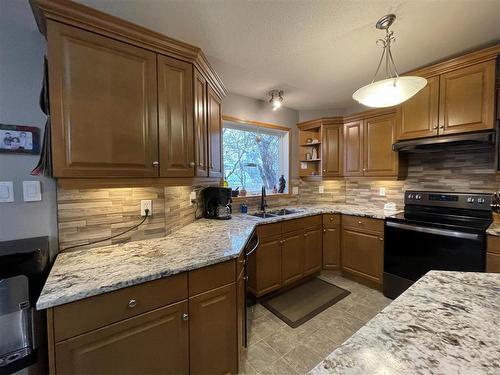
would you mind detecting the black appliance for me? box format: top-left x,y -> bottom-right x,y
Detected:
242,233 -> 259,348
384,191 -> 492,299
0,237 -> 50,375
203,187 -> 232,220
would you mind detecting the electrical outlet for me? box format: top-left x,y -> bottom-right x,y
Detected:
318,185 -> 325,194
140,200 -> 152,217
292,186 -> 299,195
379,187 -> 386,196
189,191 -> 197,206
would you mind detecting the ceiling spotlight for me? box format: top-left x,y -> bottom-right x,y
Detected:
352,14 -> 427,108
269,90 -> 284,111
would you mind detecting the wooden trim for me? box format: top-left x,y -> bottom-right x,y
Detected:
56,177 -> 221,190
47,308 -> 56,375
343,107 -> 397,123
30,0 -> 226,98
297,117 -> 343,130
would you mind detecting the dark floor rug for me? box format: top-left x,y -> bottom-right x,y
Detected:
260,278 -> 350,328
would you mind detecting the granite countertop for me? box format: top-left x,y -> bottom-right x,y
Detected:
486,221 -> 500,236
311,271 -> 500,375
37,204 -> 399,310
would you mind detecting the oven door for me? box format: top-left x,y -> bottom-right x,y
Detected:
383,220 -> 486,298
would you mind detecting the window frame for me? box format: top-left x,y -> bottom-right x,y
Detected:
221,115 -> 291,196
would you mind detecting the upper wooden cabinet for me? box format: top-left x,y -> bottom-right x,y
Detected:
363,114 -> 398,177
47,21 -> 159,178
194,68 -> 209,177
158,55 -> 194,177
343,121 -> 364,177
208,86 -> 223,178
439,60 -> 496,135
397,76 -> 440,140
322,124 -> 343,177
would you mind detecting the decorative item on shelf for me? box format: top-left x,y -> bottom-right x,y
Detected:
305,152 -> 312,160
240,187 -> 247,197
492,192 -> 500,222
272,185 -> 277,194
240,202 -> 248,214
352,14 -> 427,108
306,138 -> 313,144
278,175 -> 286,193
268,89 -> 284,111
311,148 -> 318,160
311,138 -> 319,144
231,187 -> 240,197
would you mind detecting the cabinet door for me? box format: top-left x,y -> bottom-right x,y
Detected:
341,228 -> 383,284
322,124 -> 343,177
194,68 -> 209,177
189,283 -> 237,375
158,55 -> 194,177
282,231 -> 304,286
397,76 -> 439,140
303,227 -> 322,276
208,86 -> 223,178
47,21 -> 158,178
254,235 -> 282,296
55,301 -> 189,375
363,114 -> 398,177
237,268 -> 246,370
323,225 -> 341,270
439,60 -> 496,135
343,121 -> 363,177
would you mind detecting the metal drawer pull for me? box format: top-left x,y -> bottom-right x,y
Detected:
128,299 -> 137,308
189,161 -> 195,167
152,161 -> 159,167
246,236 -> 260,257
182,313 -> 189,321
358,221 -> 362,224
386,221 -> 480,240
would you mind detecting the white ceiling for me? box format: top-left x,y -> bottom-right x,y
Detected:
76,0 -> 500,111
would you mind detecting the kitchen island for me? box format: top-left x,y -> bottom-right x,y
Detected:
310,270 -> 500,375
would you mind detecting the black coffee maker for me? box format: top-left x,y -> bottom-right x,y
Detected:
203,187 -> 232,220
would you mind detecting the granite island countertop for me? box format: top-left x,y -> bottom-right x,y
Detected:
37,204 -> 400,310
486,221 -> 500,236
310,270 -> 500,375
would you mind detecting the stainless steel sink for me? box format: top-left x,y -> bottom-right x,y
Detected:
250,212 -> 277,218
267,209 -> 300,216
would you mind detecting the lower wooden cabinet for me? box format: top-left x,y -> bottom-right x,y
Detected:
247,234 -> 282,297
486,235 -> 500,273
341,216 -> 384,288
236,264 -> 246,370
55,301 -> 189,375
189,283 -> 237,375
282,231 -> 304,286
322,214 -> 341,270
303,227 -> 322,276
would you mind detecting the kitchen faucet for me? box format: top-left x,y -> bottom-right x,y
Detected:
260,186 -> 267,212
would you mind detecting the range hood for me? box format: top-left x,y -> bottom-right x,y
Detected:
393,130 -> 496,153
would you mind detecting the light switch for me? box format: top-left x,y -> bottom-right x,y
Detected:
292,186 -> 299,195
23,181 -> 42,202
0,181 -> 14,202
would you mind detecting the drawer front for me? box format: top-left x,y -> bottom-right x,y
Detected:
487,235 -> 500,255
342,215 -> 384,234
189,260 -> 236,296
323,213 -> 341,227
257,222 -> 282,239
283,215 -> 321,233
54,273 -> 188,342
486,252 -> 500,273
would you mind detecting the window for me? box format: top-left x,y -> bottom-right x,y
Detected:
222,119 -> 290,195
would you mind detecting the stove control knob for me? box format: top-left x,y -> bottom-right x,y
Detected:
467,197 -> 475,203
415,194 -> 422,200
408,194 -> 414,199
477,198 -> 484,204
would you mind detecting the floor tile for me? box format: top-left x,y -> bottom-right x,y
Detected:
256,357 -> 299,375
246,340 -> 282,373
282,343 -> 324,374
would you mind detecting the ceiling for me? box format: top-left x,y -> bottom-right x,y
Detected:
76,0 -> 500,111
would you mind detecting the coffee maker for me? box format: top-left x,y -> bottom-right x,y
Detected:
203,187 -> 232,220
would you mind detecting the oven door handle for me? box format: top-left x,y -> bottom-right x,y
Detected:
386,221 -> 481,240
245,236 -> 260,257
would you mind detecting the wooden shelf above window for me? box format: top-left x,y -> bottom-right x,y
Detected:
299,142 -> 321,147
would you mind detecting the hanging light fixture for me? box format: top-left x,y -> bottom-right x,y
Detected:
269,90 -> 284,111
352,14 -> 427,108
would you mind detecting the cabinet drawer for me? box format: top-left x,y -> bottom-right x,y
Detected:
487,235 -> 500,255
257,222 -> 282,239
342,215 -> 384,234
323,213 -> 341,227
189,260 -> 236,296
486,252 -> 500,273
283,215 -> 321,233
53,273 -> 188,342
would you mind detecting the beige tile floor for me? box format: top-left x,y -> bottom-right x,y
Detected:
240,271 -> 392,375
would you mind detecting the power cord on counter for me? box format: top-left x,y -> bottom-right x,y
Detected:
60,209 -> 150,253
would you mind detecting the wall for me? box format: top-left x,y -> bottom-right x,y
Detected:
0,0 -> 58,256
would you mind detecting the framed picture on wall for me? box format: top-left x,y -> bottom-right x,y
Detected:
0,124 -> 40,155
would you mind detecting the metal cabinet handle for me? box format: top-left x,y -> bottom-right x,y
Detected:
362,168 -> 366,172
189,161 -> 195,167
152,161 -> 159,167
243,276 -> 249,281
433,125 -> 438,130
304,233 -> 309,238
323,169 -> 326,172
379,237 -> 383,241
128,299 -> 137,308
329,217 -> 334,221
323,229 -> 327,233
358,221 -> 363,225
182,313 -> 189,321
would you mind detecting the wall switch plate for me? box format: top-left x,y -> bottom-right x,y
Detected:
0,181 -> 14,202
23,181 -> 42,202
379,187 -> 386,196
140,200 -> 152,217
318,185 -> 325,194
292,186 -> 299,195
189,191 -> 197,206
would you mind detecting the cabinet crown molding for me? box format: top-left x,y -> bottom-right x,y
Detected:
30,0 -> 227,98
297,117 -> 343,130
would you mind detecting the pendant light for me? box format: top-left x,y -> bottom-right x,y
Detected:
352,14 -> 427,108
269,90 -> 284,111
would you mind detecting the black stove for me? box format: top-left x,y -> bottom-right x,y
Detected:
383,191 -> 492,299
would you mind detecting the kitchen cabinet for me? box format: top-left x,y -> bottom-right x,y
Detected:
486,235 -> 500,273
47,21 -> 159,178
322,214 -> 341,270
189,283 -> 237,375
322,124 -> 343,177
397,76 -> 440,140
194,68 -> 209,177
158,55 -> 194,177
236,252 -> 246,370
363,114 -> 398,177
55,301 -> 189,375
303,227 -> 323,276
343,120 -> 364,177
281,231 -> 304,286
341,216 -> 384,289
208,86 -> 223,178
439,60 -> 496,135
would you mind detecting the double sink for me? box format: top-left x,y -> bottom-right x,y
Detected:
250,209 -> 301,219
